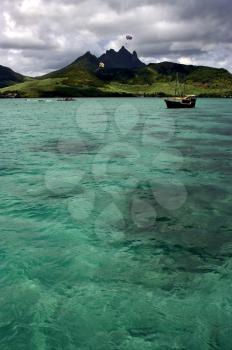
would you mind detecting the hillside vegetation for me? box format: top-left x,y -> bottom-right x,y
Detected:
1,48 -> 232,97
0,65 -> 26,88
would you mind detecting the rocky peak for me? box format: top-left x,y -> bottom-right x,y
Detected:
99,46 -> 145,69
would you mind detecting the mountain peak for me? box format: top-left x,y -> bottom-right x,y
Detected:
76,51 -> 96,60
99,46 -> 145,69
119,46 -> 128,52
133,50 -> 138,57
83,51 -> 92,56
73,51 -> 99,71
106,48 -> 116,53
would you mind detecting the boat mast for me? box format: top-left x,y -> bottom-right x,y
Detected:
174,72 -> 180,96
175,73 -> 177,96
182,81 -> 186,96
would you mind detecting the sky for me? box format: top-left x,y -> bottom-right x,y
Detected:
1,0 -> 232,76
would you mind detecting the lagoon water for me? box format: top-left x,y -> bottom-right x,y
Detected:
0,98 -> 232,349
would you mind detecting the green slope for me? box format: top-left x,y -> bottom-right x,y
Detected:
1,57 -> 232,98
0,53 -> 104,98
0,65 -> 26,88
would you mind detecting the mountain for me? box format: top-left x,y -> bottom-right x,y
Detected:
0,65 -> 25,88
71,51 -> 99,71
148,61 -> 232,82
99,46 -> 145,69
31,51 -> 103,96
44,52 -> 100,78
1,47 -> 232,97
124,61 -> 232,87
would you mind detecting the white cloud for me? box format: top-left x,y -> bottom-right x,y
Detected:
178,57 -> 196,66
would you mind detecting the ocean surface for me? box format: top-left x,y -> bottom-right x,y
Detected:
0,98 -> 231,349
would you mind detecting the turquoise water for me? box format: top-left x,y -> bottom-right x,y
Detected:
0,98 -> 232,349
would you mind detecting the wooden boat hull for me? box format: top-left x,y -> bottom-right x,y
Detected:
165,98 -> 196,109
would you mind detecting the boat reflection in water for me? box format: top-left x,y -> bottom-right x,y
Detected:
165,95 -> 197,109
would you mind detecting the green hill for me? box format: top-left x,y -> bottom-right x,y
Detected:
1,48 -> 232,97
0,65 -> 25,88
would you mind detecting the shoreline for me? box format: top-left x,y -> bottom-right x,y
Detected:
1,95 -> 232,99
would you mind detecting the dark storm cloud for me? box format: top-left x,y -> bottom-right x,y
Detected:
0,0 -> 231,75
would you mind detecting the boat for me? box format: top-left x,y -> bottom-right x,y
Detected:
57,97 -> 76,101
165,73 -> 197,108
165,95 -> 197,109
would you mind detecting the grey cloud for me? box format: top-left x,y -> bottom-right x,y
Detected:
0,0 -> 231,75
0,39 -> 56,51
